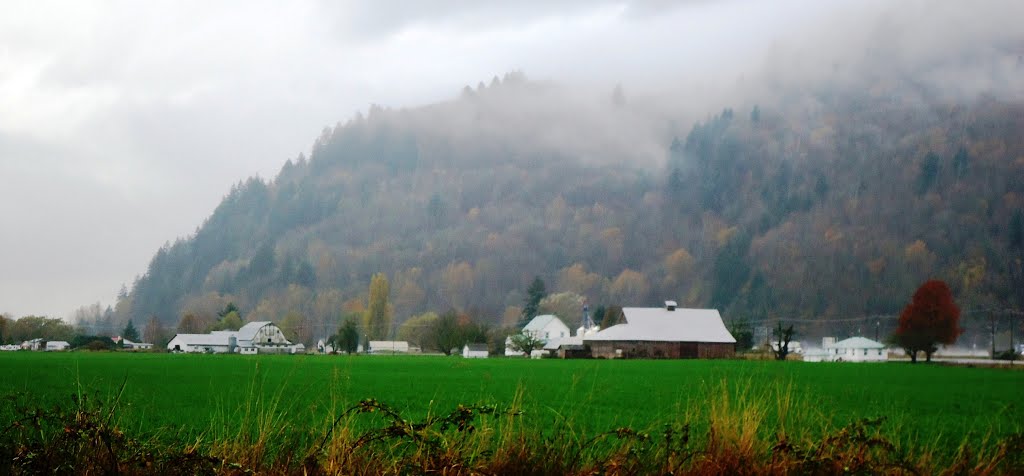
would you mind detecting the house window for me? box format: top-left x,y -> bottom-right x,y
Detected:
863,349 -> 867,356
878,349 -> 883,356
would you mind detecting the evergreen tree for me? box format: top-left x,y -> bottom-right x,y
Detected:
916,152 -> 941,194
1010,210 -> 1023,251
520,276 -> 546,326
122,320 -> 139,341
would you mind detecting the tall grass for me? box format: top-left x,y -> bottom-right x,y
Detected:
4,375 -> 1020,475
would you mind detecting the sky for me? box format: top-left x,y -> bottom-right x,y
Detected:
1,0 -> 1022,319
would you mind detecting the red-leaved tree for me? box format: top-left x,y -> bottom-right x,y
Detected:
895,280 -> 963,363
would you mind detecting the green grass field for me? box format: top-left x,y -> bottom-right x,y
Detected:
1,352 -> 1020,454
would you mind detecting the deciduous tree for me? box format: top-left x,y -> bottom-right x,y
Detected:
600,305 -> 625,327
364,273 -> 392,340
894,280 -> 963,363
772,322 -> 795,360
0,314 -> 8,344
508,331 -> 546,357
220,311 -> 243,331
177,313 -> 203,334
143,315 -> 165,347
426,310 -> 486,356
610,269 -> 650,304
330,316 -> 360,354
9,316 -> 75,343
280,310 -> 309,344
538,292 -> 585,325
397,312 -> 438,349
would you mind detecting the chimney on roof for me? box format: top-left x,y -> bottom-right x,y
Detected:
665,300 -> 677,311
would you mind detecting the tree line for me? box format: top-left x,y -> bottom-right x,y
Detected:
70,78 -> 1024,348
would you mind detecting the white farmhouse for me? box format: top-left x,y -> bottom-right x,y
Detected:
462,343 -> 489,358
803,337 -> 887,362
505,314 -> 571,356
167,321 -> 303,354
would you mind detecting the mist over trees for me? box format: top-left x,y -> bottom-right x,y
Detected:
83,60 -> 1024,347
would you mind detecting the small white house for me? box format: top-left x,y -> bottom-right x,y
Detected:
45,341 -> 70,351
505,314 -> 571,356
804,337 -> 887,362
462,343 -> 489,358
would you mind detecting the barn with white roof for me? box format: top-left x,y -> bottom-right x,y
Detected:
583,301 -> 736,359
167,321 -> 303,354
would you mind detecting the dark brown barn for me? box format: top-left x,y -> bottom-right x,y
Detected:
583,302 -> 736,359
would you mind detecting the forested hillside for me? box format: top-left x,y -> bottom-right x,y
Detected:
87,73 -> 1024,345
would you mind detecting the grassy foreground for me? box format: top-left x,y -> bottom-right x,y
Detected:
0,352 -> 1021,474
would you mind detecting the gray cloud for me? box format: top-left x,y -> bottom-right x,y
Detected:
0,0 -> 1021,319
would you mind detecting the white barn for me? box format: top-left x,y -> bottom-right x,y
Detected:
167,321 -> 302,354
803,337 -> 887,362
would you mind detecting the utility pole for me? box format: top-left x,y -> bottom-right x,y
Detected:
1011,310 -> 1016,359
875,319 -> 880,342
990,311 -> 997,358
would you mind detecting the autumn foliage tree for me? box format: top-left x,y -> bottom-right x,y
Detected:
364,273 -> 392,341
894,280 -> 963,363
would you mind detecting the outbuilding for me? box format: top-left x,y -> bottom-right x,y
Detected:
462,343 -> 489,358
803,337 -> 887,362
584,302 -> 736,359
368,341 -> 410,354
45,341 -> 70,351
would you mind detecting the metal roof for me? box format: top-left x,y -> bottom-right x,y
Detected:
169,333 -> 234,347
829,337 -> 885,349
543,336 -> 584,350
169,322 -> 282,348
523,314 -> 569,333
584,307 -> 736,343
236,321 -> 273,342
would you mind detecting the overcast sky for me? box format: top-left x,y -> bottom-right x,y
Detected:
1,0 -> 1021,319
